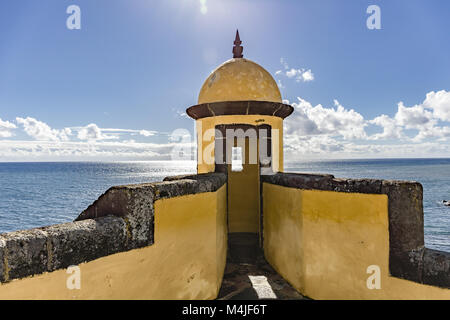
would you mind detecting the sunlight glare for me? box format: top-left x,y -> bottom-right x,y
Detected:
200,0 -> 208,15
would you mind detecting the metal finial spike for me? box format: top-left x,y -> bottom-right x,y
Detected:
235,30 -> 241,44
233,30 -> 243,58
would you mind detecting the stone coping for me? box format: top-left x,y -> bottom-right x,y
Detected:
186,100 -> 294,120
0,173 -> 226,284
262,172 -> 450,289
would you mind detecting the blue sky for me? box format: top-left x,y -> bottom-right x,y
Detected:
1,0 -> 450,161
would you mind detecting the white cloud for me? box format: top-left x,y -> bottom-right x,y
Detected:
283,91 -> 450,159
16,117 -> 71,141
284,135 -> 345,156
176,110 -> 188,118
101,128 -> 140,133
285,98 -> 367,140
280,58 -> 289,70
75,125 -> 154,141
14,116 -> 162,143
368,91 -> 450,142
140,129 -> 157,137
2,117 -> 179,160
77,123 -> 107,141
284,68 -> 314,82
369,114 -> 404,140
5,90 -> 450,161
276,58 -> 314,82
395,102 -> 434,128
301,69 -> 314,82
277,79 -> 284,89
0,139 -> 195,162
423,90 -> 450,122
286,69 -> 298,78
413,125 -> 450,142
0,118 -> 16,138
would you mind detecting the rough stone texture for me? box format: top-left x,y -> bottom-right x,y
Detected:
262,172 -> 450,289
261,172 -> 383,194
331,178 -> 383,194
163,172 -> 227,193
381,180 -> 424,282
77,172 -> 225,217
423,248 -> 450,288
43,217 -> 128,271
0,229 -> 48,281
0,173 -> 227,284
0,216 -> 129,282
75,183 -> 154,249
0,238 -> 5,283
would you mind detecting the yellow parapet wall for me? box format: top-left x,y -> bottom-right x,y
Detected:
263,183 -> 450,299
0,185 -> 227,300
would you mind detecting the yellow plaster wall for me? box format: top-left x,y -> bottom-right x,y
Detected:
0,185 -> 228,300
227,138 -> 260,233
263,183 -> 450,300
196,115 -> 283,174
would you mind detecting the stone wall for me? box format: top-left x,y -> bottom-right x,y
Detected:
0,173 -> 226,285
262,172 -> 450,289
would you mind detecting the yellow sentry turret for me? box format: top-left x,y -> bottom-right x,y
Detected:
187,30 -> 294,234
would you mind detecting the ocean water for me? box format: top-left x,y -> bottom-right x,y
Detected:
0,159 -> 449,252
0,161 -> 196,234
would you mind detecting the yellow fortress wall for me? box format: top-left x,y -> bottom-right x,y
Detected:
0,174 -> 228,299
262,175 -> 450,299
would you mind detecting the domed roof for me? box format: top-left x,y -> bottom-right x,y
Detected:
198,58 -> 282,104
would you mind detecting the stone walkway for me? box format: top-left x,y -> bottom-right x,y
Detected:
217,233 -> 307,300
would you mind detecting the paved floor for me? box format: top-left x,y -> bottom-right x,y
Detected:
217,233 -> 307,300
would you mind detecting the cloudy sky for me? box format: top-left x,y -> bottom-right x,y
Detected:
1,0 -> 450,161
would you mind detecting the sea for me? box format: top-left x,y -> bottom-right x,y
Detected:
0,159 -> 449,252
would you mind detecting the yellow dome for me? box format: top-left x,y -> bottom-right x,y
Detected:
198,58 -> 282,104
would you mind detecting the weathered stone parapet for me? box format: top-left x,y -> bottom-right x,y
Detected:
163,172 -> 227,191
262,172 -> 450,289
76,172 -> 226,246
77,173 -> 226,219
75,183 -> 155,249
423,248 -> 450,288
261,172 -> 383,194
1,228 -> 49,283
381,180 -> 425,283
0,216 -> 128,283
0,173 -> 227,284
